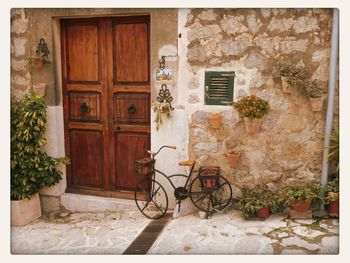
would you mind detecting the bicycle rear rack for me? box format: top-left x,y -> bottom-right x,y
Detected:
199,166 -> 220,189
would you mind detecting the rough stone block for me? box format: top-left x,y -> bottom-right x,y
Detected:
12,37 -> 27,56
280,39 -> 309,54
11,19 -> 28,34
289,209 -> 313,219
293,16 -> 319,33
40,195 -> 61,212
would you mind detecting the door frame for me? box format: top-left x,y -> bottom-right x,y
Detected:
59,14 -> 151,199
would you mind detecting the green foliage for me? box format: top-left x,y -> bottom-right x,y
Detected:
323,177 -> 339,204
233,95 -> 270,119
282,180 -> 321,204
152,101 -> 171,131
273,62 -> 309,86
302,79 -> 325,98
326,125 -> 339,173
11,92 -> 69,200
236,185 -> 284,218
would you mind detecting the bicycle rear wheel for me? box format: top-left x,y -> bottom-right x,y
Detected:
134,178 -> 168,219
189,175 -> 232,213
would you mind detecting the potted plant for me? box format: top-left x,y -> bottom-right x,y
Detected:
11,92 -> 69,226
226,151 -> 240,168
302,79 -> 326,111
236,185 -> 284,219
208,112 -> 222,129
273,62 -> 308,93
26,55 -> 50,70
152,101 -> 172,131
233,95 -> 269,134
323,177 -> 339,217
282,180 -> 321,213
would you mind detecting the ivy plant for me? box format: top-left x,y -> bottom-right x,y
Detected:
323,177 -> 339,204
11,92 -> 69,200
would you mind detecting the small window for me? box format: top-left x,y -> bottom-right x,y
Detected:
204,71 -> 235,106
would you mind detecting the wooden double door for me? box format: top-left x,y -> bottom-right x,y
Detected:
61,16 -> 150,198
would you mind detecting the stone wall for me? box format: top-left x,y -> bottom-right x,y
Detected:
178,8 -> 338,193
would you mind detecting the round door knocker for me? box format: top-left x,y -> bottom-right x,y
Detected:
128,104 -> 137,114
80,102 -> 89,113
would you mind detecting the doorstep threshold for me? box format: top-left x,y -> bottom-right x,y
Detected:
60,192 -> 137,212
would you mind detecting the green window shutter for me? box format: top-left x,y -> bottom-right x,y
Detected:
204,71 -> 235,105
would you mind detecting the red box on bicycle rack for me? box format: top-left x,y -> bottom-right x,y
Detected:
199,166 -> 220,189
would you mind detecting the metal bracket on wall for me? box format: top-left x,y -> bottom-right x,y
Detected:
157,84 -> 174,111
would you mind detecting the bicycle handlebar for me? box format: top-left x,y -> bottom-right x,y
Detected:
147,145 -> 176,157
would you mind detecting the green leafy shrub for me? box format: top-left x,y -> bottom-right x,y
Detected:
236,185 -> 284,218
302,79 -> 325,98
11,92 -> 69,200
282,180 -> 321,205
273,62 -> 309,86
323,177 -> 339,204
233,95 -> 269,119
326,125 -> 339,173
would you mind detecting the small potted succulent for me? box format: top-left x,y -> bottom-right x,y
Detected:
323,177 -> 339,217
302,80 -> 326,111
233,95 -> 269,134
282,180 -> 321,213
226,151 -> 241,168
273,62 -> 308,93
236,185 -> 284,219
152,101 -> 172,131
207,112 -> 222,129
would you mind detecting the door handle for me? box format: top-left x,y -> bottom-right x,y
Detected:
128,104 -> 137,114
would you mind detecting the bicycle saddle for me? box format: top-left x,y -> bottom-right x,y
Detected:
178,160 -> 196,166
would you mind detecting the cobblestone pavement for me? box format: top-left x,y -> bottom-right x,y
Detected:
11,210 -> 151,254
149,210 -> 339,254
11,209 -> 338,255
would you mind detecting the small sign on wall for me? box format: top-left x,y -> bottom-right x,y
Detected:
156,68 -> 173,81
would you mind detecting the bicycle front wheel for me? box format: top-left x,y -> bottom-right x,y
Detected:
134,178 -> 168,219
189,175 -> 232,213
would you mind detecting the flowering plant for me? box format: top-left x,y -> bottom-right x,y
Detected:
233,95 -> 269,119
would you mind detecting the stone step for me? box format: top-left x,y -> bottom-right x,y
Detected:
60,193 -> 138,212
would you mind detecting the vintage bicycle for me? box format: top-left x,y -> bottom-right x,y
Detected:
134,145 -> 233,219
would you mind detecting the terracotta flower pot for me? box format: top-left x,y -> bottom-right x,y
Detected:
34,58 -> 44,69
161,105 -> 170,113
208,113 -> 222,129
256,207 -> 270,219
227,152 -> 240,168
243,117 -> 262,134
309,95 -> 325,112
291,200 -> 311,212
33,83 -> 46,97
281,76 -> 292,93
11,192 -> 42,226
328,199 -> 339,217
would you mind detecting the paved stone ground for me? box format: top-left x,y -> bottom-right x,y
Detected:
11,209 -> 338,255
11,210 -> 151,254
149,210 -> 339,255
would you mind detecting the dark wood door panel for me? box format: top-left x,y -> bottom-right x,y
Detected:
62,16 -> 150,199
65,21 -> 101,83
113,20 -> 149,84
68,91 -> 101,122
114,132 -> 150,191
69,130 -> 104,189
114,92 -> 150,125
